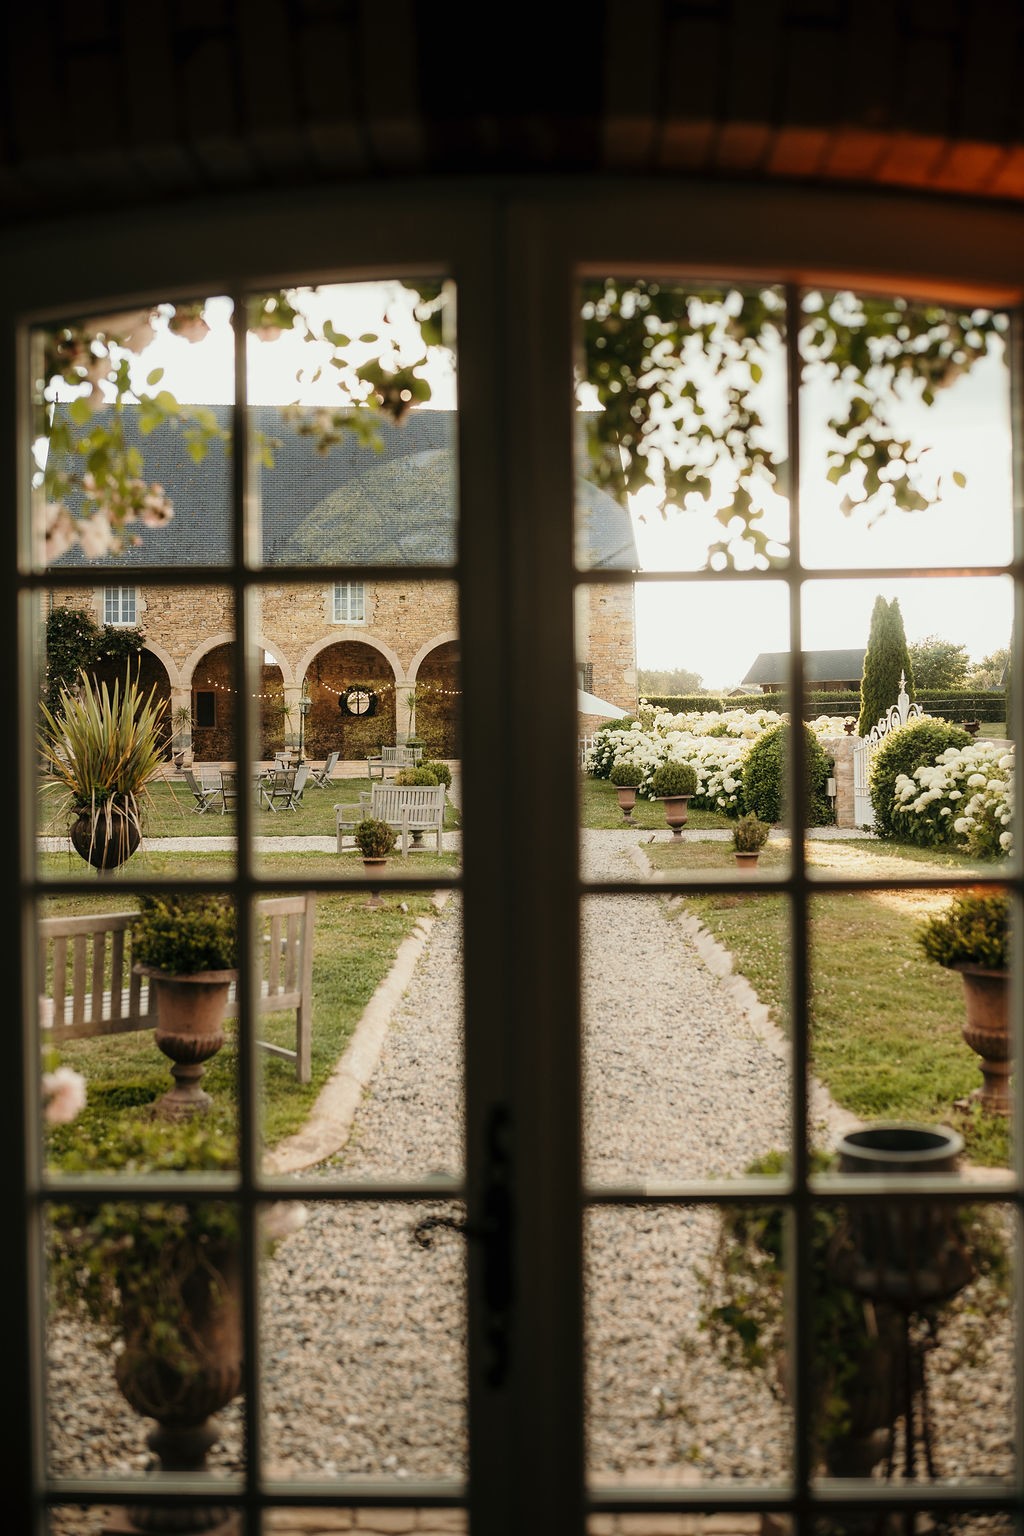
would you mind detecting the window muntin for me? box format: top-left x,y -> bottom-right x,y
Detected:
102,586 -> 136,625
333,580 -> 366,623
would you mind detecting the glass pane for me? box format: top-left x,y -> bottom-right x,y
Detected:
258,888 -> 463,1181
36,584 -> 240,877
33,296 -> 235,573
576,276 -> 789,572
582,894 -> 790,1185
578,579 -> 792,877
46,1198 -> 245,1481
798,288 -> 1013,571
247,279 -> 457,570
260,1197 -> 466,1478
809,1191 -> 1014,1490
809,888 -> 1015,1172
586,1204 -> 791,1486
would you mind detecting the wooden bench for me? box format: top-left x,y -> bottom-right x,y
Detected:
39,893 -> 317,1084
365,743 -> 424,779
335,782 -> 446,856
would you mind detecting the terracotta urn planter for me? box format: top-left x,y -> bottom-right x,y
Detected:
734,850 -> 760,870
955,964 -> 1010,1114
656,794 -> 691,837
115,1237 -> 243,1534
614,784 -> 638,823
137,966 -> 236,1116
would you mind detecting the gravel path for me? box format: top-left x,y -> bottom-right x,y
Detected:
47,830 -> 1015,1516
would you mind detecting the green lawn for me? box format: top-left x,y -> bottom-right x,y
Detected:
579,773 -> 733,831
41,850 -> 460,1160
38,775 -> 461,841
642,836 -> 1011,1168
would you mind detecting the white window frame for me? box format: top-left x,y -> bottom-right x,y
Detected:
332,580 -> 365,623
102,585 -> 137,625
5,183 -> 1024,1536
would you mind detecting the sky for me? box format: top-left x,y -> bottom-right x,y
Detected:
121,284 -> 1015,692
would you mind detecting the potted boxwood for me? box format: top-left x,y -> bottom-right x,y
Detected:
732,810 -> 770,867
131,893 -> 238,1117
917,889 -> 1011,1115
38,665 -> 167,871
650,759 -> 698,837
609,759 -> 642,823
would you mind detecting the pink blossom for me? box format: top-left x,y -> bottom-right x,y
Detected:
42,503 -> 76,563
78,509 -> 116,559
42,1066 -> 87,1124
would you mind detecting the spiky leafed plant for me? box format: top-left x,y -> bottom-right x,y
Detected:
38,664 -> 168,865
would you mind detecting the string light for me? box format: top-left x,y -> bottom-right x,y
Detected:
197,678 -> 462,698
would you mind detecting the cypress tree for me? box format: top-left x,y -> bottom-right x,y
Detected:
858,596 -> 913,735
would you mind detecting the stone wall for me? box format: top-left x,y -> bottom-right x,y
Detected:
578,584 -> 637,716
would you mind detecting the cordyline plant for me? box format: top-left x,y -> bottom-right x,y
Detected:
38,665 -> 167,842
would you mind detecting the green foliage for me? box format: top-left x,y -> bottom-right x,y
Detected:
394,766 -> 440,786
739,721 -> 833,825
637,667 -> 705,695
419,759 -> 452,788
355,816 -> 397,858
609,760 -> 643,788
732,811 -> 770,852
869,718 -> 971,838
44,606 -> 146,719
907,634 -> 971,690
580,280 -> 1002,570
858,596 -> 914,735
47,1114 -> 239,1373
650,760 -> 698,797
131,892 -> 238,974
918,891 -> 1010,971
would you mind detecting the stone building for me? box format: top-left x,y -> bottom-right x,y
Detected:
48,406 -> 638,762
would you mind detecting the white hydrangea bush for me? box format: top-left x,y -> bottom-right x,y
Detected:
892,741 -> 1014,856
586,705 -> 791,812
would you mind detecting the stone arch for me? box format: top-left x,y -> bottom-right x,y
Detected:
411,637 -> 460,759
89,643 -> 177,762
301,637 -> 401,762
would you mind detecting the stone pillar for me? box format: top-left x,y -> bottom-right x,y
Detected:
826,734 -> 858,829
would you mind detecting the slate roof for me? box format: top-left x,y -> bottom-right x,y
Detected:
48,405 -> 638,572
741,648 -> 866,686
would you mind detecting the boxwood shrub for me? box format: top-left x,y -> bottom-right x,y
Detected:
739,721 -> 834,826
868,717 -> 972,840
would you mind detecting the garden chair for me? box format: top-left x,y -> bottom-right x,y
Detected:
308,750 -> 339,789
219,769 -> 239,814
260,767 -> 301,812
184,768 -> 220,815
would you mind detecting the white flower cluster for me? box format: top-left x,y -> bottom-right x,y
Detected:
893,741 -> 1014,856
589,709 -> 779,810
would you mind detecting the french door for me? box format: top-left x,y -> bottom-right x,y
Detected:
6,183 -> 1024,1534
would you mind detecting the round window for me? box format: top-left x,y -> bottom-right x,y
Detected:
341,686 -> 377,716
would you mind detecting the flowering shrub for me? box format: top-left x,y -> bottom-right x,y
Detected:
585,708 -> 789,814
892,741 -> 1014,856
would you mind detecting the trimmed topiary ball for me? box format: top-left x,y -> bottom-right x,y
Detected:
650,759 -> 698,798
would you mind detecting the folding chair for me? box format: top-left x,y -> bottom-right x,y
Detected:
308,750 -> 339,789
259,767 -> 299,811
219,769 -> 239,814
185,768 -> 219,814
